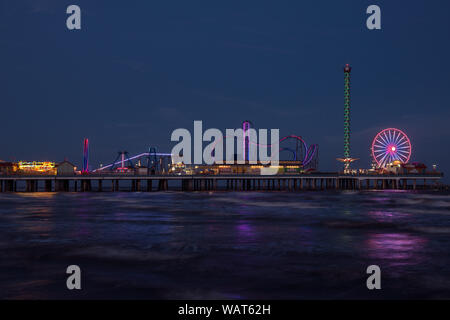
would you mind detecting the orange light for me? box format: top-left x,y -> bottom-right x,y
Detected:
18,161 -> 56,172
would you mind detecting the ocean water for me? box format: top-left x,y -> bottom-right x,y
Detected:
0,190 -> 449,300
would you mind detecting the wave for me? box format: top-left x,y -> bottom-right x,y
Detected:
323,220 -> 399,230
66,246 -> 198,261
211,197 -> 323,209
409,226 -> 450,234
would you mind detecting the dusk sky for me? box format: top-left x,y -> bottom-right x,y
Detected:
1,1 -> 449,176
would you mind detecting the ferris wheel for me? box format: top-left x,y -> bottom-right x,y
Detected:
371,128 -> 412,168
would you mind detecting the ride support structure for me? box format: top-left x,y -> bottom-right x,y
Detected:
82,138 -> 89,173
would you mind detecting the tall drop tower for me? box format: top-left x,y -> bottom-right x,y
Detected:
337,64 -> 358,171
343,64 -> 351,162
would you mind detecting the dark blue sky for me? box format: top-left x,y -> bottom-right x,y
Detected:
1,1 -> 449,175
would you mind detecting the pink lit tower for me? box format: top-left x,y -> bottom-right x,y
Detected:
82,138 -> 89,173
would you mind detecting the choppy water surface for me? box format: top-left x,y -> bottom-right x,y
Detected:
0,190 -> 449,299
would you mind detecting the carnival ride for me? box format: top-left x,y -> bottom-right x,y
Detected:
89,120 -> 319,173
371,128 -> 412,168
93,150 -> 172,173
214,120 -> 319,169
337,64 -> 359,170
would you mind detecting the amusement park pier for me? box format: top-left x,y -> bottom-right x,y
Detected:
0,65 -> 445,191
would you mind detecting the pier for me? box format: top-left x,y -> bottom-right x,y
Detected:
0,173 -> 444,192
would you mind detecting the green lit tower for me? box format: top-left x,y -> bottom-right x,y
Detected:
337,64 -> 358,171
344,64 -> 351,163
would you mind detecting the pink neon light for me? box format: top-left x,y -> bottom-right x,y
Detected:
371,128 -> 412,168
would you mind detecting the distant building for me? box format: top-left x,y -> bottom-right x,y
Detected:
402,162 -> 427,174
385,161 -> 428,174
56,161 -> 76,176
135,166 -> 149,175
0,161 -> 18,175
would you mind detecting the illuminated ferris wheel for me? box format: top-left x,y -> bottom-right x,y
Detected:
371,128 -> 412,168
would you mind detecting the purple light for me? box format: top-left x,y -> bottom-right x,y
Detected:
365,233 -> 427,266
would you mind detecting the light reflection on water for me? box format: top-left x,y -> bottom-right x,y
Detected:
366,233 -> 427,266
0,190 -> 449,299
236,222 -> 256,243
368,210 -> 411,223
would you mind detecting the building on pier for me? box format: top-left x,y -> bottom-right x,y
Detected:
0,161 -> 18,175
169,160 -> 309,176
17,161 -> 56,175
56,161 -> 76,175
384,161 -> 429,175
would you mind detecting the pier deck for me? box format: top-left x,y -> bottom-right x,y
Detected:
0,173 -> 444,192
